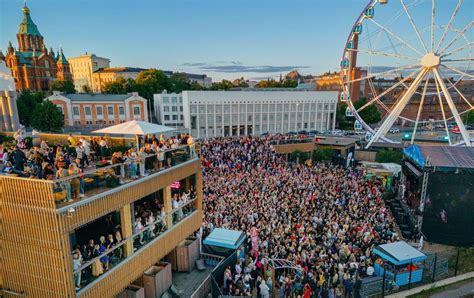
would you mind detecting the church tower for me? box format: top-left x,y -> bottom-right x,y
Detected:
5,2 -> 71,91
56,48 -> 72,81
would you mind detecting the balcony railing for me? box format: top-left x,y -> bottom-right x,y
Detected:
73,198 -> 198,292
53,145 -> 196,207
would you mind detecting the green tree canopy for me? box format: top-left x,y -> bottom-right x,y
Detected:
169,73 -> 191,93
353,97 -> 381,124
463,110 -> 474,125
375,149 -> 402,164
81,84 -> 92,94
255,79 -> 297,88
31,100 -> 64,132
16,90 -> 45,127
210,80 -> 234,90
51,80 -> 76,94
135,69 -> 171,100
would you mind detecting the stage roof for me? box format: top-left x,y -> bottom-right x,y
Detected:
404,145 -> 474,171
203,228 -> 246,249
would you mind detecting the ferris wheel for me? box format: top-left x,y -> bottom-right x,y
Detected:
340,0 -> 473,148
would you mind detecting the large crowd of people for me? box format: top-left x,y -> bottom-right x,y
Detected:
201,135 -> 399,297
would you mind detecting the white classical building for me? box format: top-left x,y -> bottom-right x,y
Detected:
155,90 -> 338,138
0,60 -> 20,132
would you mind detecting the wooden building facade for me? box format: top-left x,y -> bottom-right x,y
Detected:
0,158 -> 202,297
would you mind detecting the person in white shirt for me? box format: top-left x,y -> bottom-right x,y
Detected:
259,279 -> 270,298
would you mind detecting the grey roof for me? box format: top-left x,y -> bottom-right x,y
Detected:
66,93 -> 132,102
316,136 -> 356,147
420,145 -> 474,169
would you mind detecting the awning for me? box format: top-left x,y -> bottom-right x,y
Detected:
92,120 -> 175,136
373,241 -> 427,265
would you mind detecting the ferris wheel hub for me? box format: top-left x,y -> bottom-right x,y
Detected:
421,53 -> 440,68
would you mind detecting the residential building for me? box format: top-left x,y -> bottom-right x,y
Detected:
154,90 -> 338,138
0,139 -> 202,297
4,3 -> 72,92
153,91 -> 184,128
69,53 -> 110,92
92,67 -> 148,93
45,91 -> 149,128
0,60 -> 20,131
184,73 -> 212,87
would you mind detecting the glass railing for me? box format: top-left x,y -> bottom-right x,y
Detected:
269,138 -> 315,145
53,146 -> 197,207
73,197 -> 197,292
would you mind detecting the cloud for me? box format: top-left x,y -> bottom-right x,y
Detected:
181,62 -> 310,73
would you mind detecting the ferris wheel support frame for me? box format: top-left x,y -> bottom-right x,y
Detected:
366,68 -> 429,148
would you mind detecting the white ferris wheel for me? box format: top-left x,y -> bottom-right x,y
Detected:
340,0 -> 473,148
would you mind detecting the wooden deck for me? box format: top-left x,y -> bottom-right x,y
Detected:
172,266 -> 214,297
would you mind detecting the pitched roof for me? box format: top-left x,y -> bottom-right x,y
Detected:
65,93 -> 133,102
18,4 -> 42,36
94,67 -> 147,74
57,49 -> 68,64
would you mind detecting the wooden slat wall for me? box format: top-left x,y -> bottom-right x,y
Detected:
0,159 -> 202,298
78,211 -> 202,298
273,143 -> 316,154
0,177 -> 75,297
59,159 -> 201,231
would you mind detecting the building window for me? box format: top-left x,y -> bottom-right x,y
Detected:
119,106 -> 125,115
73,106 -> 80,116
85,106 -> 91,116
172,115 -> 178,120
171,97 -> 178,103
164,106 -> 170,112
164,115 -> 170,121
133,106 -> 140,115
180,115 -> 184,120
57,106 -> 64,115
180,106 -> 183,112
163,97 -> 169,104
96,106 -> 103,115
172,106 -> 177,112
108,106 -> 114,115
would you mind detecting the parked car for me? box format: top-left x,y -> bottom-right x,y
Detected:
389,128 -> 400,134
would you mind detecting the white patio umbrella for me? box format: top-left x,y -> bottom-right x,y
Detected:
92,120 -> 175,150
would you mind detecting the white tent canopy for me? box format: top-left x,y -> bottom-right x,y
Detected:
92,120 -> 175,136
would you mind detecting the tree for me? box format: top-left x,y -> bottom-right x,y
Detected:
51,80 -> 76,93
210,80 -> 234,90
336,103 -> 356,130
135,69 -> 171,100
463,110 -> 474,125
103,79 -> 127,94
353,97 -> 381,124
31,100 -> 64,132
16,90 -> 45,127
81,84 -> 92,94
169,73 -> 191,93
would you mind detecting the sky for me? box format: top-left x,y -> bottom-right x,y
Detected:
0,0 -> 472,81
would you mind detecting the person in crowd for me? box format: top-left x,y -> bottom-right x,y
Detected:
200,136 -> 398,296
72,250 -> 83,290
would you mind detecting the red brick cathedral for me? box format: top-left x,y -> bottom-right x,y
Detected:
1,3 -> 72,92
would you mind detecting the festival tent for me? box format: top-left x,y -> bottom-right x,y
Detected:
92,120 -> 175,149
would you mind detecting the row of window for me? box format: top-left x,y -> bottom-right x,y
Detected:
163,106 -> 183,112
189,103 -> 335,114
164,115 -> 184,121
71,105 -> 141,116
190,112 -> 333,129
161,97 -> 182,104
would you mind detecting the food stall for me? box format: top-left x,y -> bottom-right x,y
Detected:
373,241 -> 427,286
